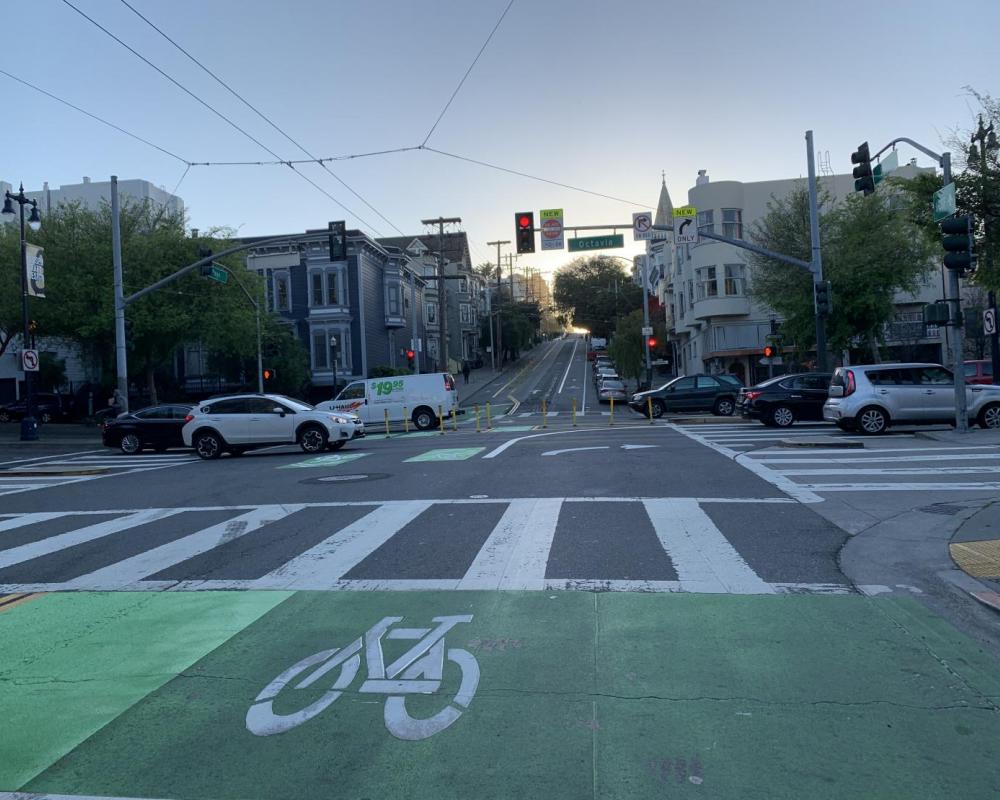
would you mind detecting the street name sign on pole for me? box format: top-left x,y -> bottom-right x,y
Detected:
632,212 -> 653,241
641,326 -> 653,336
672,206 -> 698,244
933,183 -> 957,222
539,208 -> 565,251
567,234 -> 625,253
21,349 -> 39,372
204,264 -> 229,284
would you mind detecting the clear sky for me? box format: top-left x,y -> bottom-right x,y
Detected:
3,0 -> 998,280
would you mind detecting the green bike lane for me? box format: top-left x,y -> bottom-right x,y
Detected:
3,589 -> 1000,799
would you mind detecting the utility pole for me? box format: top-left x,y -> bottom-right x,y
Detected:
805,131 -> 828,373
641,255 -> 652,387
111,176 -> 129,413
422,216 -> 461,374
941,153 -> 969,432
487,239 -> 508,371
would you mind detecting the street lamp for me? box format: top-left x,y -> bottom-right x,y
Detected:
329,334 -> 339,399
2,183 -> 42,441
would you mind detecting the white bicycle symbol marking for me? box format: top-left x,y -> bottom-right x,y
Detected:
246,615 -> 480,741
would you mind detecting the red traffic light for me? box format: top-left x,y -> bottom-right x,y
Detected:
263,368 -> 275,381
647,337 -> 657,348
406,349 -> 415,359
518,215 -> 531,229
763,345 -> 776,359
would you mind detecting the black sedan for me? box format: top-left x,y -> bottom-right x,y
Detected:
738,372 -> 832,427
101,404 -> 193,454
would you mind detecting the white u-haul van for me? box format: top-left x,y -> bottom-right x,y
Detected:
316,373 -> 458,430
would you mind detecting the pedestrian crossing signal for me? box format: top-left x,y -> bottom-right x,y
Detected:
763,345 -> 776,359
263,368 -> 276,381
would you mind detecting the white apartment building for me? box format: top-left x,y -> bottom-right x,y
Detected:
0,177 -> 184,219
649,164 -> 943,384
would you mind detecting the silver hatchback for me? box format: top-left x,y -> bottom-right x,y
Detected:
822,363 -> 1000,434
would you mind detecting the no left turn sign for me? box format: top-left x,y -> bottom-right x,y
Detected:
22,348 -> 39,372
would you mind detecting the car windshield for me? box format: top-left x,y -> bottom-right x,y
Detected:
273,395 -> 313,411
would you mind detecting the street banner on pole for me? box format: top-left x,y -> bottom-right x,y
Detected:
539,209 -> 564,251
27,244 -> 45,298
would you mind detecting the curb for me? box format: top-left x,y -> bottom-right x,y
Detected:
0,467 -> 109,476
666,415 -> 745,425
776,439 -> 864,449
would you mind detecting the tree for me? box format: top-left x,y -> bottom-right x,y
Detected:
608,310 -> 644,389
553,256 -> 642,338
747,183 -> 933,360
473,261 -> 499,282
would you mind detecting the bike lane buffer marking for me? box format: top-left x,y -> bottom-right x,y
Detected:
279,453 -> 370,469
404,447 -> 485,462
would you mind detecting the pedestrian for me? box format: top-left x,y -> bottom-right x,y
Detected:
109,388 -> 125,417
462,361 -> 471,384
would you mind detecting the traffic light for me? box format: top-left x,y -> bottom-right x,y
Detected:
763,344 -> 776,359
515,212 -> 535,254
814,280 -> 832,315
851,142 -> 875,195
406,349 -> 415,369
647,337 -> 657,349
263,368 -> 277,382
941,215 -> 976,273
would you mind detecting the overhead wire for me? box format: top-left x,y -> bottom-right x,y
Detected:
422,0 -> 515,147
59,0 -> 381,234
117,0 -> 404,235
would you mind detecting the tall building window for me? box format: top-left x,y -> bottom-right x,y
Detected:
722,209 -> 743,239
696,266 -> 718,299
308,267 -> 344,308
697,209 -> 715,235
687,280 -> 694,310
426,302 -> 438,325
272,271 -> 290,312
387,282 -> 401,316
724,264 -> 745,296
460,303 -> 471,324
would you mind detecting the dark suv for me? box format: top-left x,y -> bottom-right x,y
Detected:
630,374 -> 739,417
738,372 -> 832,427
0,393 -> 75,424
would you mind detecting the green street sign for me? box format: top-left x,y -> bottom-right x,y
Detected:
873,150 -> 898,186
932,183 -> 956,222
202,265 -> 229,284
567,234 -> 624,253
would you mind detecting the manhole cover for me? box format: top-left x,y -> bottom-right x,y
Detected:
299,473 -> 389,485
919,504 -> 964,516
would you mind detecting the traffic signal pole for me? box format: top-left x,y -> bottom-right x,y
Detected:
941,153 -> 969,432
806,131 -> 829,373
111,177 -> 129,413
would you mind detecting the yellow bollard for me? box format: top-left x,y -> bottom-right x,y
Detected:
403,407 -> 409,434
572,397 -> 577,427
475,404 -> 481,433
438,404 -> 445,434
542,398 -> 548,428
384,408 -> 391,438
486,402 -> 493,430
609,396 -> 615,427
647,396 -> 654,424
451,407 -> 458,431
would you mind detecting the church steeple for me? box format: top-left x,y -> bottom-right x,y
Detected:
653,174 -> 673,228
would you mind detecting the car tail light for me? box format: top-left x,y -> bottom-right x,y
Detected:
844,370 -> 856,396
184,414 -> 194,423
743,390 -> 762,402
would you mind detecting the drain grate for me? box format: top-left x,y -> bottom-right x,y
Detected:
918,504 -> 964,516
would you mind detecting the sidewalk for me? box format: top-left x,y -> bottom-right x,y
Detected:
915,427 -> 1000,444
950,500 -> 1000,613
0,423 -> 101,446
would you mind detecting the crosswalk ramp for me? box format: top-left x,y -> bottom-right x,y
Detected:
672,421 -> 867,451
0,497 -> 851,595
0,452 -> 200,497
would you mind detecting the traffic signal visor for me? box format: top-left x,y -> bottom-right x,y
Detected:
515,211 -> 535,254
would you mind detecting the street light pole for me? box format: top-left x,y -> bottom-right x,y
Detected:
486,239 -> 509,372
2,184 -> 42,441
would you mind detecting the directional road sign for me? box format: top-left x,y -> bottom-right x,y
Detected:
567,234 -> 624,253
204,265 -> 229,284
22,348 -> 39,372
632,211 -> 653,241
933,184 -> 956,222
985,307 -> 998,336
672,206 -> 698,244
540,208 -> 565,251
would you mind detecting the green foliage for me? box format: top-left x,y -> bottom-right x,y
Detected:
369,365 -> 411,378
479,300 -> 540,361
608,310 -> 644,388
552,256 -> 642,338
38,352 -> 67,392
747,183 -> 932,358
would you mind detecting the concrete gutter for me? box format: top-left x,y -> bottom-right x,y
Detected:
776,439 -> 864,449
0,466 -> 109,477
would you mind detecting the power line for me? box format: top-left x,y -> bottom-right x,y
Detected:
188,146 -> 422,167
117,0 -> 404,235
422,0 -> 515,147
422,146 -> 649,207
0,67 -> 189,165
59,0 -> 380,233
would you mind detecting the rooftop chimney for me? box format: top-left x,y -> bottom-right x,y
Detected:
190,228 -> 199,239
82,176 -> 91,184
696,169 -> 709,186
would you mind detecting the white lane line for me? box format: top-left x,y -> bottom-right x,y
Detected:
255,500 -> 432,589
580,340 -> 588,415
777,466 -> 1000,476
756,453 -> 1000,464
64,505 -> 303,590
557,336 -> 579,394
0,508 -> 183,569
482,424 -> 659,459
750,446 -> 1000,456
800,482 -> 1000,492
644,498 -> 774,594
458,498 -> 562,590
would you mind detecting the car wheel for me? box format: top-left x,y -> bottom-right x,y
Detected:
856,406 -> 889,435
327,440 -> 346,451
119,433 -> 142,455
0,410 -> 11,423
713,397 -> 735,416
770,405 -> 795,428
978,402 -> 1000,430
650,399 -> 666,419
194,431 -> 224,460
298,425 -> 328,453
39,412 -> 52,424
412,406 -> 436,430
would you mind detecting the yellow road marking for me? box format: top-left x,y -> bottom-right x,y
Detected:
950,540 -> 1000,578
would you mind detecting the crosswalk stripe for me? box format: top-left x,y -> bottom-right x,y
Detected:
458,498 -> 562,590
0,508 -> 182,570
777,466 -> 1000,476
256,501 -> 432,590
643,498 -> 773,594
64,506 -> 301,590
0,512 -> 65,532
755,453 -> 1000,464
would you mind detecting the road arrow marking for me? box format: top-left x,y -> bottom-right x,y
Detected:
541,446 -> 610,457
621,444 -> 658,450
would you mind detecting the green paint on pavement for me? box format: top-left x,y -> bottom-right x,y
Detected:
20,592 -> 1000,799
404,447 -> 485,462
364,431 -> 438,440
487,425 -> 535,432
279,453 -> 369,469
0,591 -> 290,790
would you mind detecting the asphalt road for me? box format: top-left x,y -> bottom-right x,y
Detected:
3,335 -> 1000,799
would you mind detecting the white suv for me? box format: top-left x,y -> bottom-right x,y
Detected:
182,394 -> 364,459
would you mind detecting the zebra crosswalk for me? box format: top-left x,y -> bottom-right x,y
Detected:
0,496 -> 852,595
0,452 -> 201,497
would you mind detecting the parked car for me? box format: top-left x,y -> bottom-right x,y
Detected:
738,372 -> 832,427
823,363 -> 1000,434
182,393 -> 364,459
0,392 -> 75,424
101,404 -> 193,454
594,368 -> 619,387
592,356 -> 613,371
964,360 -> 995,385
597,379 -> 628,404
316,372 -> 457,431
631,374 -> 739,417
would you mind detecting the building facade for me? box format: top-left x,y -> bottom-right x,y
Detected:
1,176 -> 184,219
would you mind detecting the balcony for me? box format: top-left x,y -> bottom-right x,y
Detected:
693,294 -> 750,321
707,321 -> 772,355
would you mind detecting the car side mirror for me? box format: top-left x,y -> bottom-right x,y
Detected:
828,386 -> 844,398
272,406 -> 286,416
